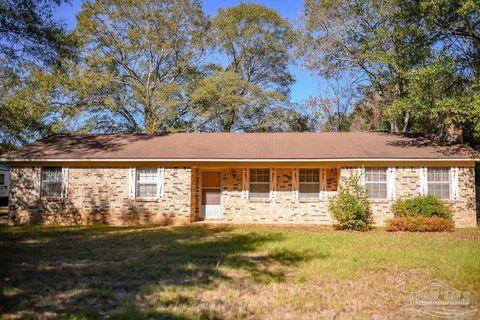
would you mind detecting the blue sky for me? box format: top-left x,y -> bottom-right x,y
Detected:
55,0 -> 320,102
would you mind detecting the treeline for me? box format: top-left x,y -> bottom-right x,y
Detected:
1,0 -> 479,152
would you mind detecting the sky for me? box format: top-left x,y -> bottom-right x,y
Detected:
54,0 -> 320,103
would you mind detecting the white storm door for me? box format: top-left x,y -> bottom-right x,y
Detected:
201,171 -> 222,219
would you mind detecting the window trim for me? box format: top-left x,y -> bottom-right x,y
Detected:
41,167 -> 64,199
299,168 -> 321,200
249,168 -> 270,200
426,167 -> 451,200
133,168 -> 164,199
364,167 -> 388,199
128,168 -> 164,200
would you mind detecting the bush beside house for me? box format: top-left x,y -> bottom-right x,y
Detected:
329,175 -> 372,231
387,195 -> 454,232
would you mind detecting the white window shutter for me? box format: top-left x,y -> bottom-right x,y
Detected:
242,169 -> 249,199
61,167 -> 69,198
270,169 -> 277,199
320,169 -> 328,199
450,167 -> 459,200
387,167 -> 396,200
420,167 -> 428,195
292,168 -> 299,199
128,168 -> 136,198
358,167 -> 365,186
157,168 -> 165,198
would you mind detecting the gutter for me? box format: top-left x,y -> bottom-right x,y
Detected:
1,158 -> 479,162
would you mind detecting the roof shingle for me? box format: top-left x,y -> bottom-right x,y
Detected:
1,132 -> 478,161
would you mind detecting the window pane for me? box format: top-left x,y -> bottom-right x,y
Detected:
365,168 -> 387,182
427,168 -> 450,199
41,167 -> 62,197
299,183 -> 320,199
427,168 -> 449,183
250,169 -> 269,183
428,183 -> 450,199
0,174 -> 4,185
136,168 -> 157,197
300,169 -> 319,182
137,168 -> 157,182
366,182 -> 387,199
137,183 -> 157,197
250,183 -> 269,199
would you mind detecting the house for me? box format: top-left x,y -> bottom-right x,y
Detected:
0,132 -> 478,227
0,164 -> 10,206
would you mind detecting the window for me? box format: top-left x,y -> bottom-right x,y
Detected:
249,169 -> 270,199
41,167 -> 62,198
427,168 -> 450,199
0,174 -> 4,186
299,169 -> 320,199
365,168 -> 387,199
136,168 -> 158,198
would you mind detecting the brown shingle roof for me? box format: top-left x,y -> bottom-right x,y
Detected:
1,132 -> 479,161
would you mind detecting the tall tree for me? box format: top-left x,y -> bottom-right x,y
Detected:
300,0 -> 480,142
193,3 -> 295,132
0,0 -> 75,152
71,0 -> 210,133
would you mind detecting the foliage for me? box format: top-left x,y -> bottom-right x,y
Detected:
391,195 -> 453,220
386,217 -> 454,232
300,0 -> 480,142
0,0 -> 75,153
71,0 -> 210,133
203,3 -> 296,132
0,0 -> 74,67
328,174 -> 373,231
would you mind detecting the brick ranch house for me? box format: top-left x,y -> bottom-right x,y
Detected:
0,132 -> 478,227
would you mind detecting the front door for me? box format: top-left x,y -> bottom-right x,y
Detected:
201,171 -> 222,219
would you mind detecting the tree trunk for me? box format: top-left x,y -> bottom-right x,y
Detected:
446,122 -> 464,143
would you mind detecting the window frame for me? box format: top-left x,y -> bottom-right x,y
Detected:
299,168 -> 321,200
249,168 -> 270,200
364,167 -> 388,199
41,167 -> 63,199
135,168 -> 159,199
427,167 -> 451,200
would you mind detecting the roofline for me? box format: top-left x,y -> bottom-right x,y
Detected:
1,157 -> 479,163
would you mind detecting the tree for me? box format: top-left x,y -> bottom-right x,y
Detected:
71,0 -> 210,133
0,0 -> 75,153
199,3 -> 295,132
300,0 -> 480,143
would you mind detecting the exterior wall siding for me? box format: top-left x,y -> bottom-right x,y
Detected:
8,164 -> 477,228
8,167 -> 192,225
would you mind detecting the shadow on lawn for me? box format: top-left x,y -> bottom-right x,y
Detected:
0,226 -> 322,319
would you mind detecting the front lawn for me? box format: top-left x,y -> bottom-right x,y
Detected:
0,226 -> 478,319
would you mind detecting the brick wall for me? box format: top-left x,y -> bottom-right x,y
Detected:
8,165 -> 477,227
339,167 -> 476,227
8,167 -> 192,225
197,168 -> 339,224
194,167 -> 475,227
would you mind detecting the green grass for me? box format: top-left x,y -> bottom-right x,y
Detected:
0,225 -> 478,319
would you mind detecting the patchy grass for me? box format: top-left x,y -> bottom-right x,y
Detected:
0,225 -> 479,319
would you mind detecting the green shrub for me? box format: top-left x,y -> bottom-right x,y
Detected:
386,217 -> 454,232
391,195 -> 452,220
329,175 -> 372,231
